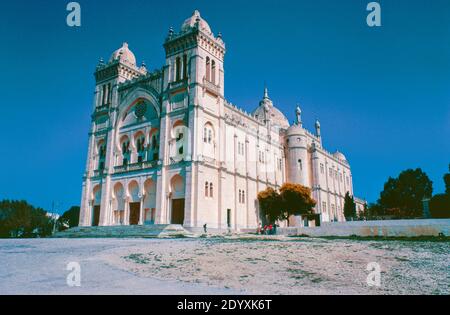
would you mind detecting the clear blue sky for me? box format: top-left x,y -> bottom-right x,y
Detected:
0,0 -> 449,213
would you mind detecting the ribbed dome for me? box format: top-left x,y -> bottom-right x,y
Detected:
333,151 -> 347,161
252,87 -> 290,129
110,42 -> 136,66
181,10 -> 212,35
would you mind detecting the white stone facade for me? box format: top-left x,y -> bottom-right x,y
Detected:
79,11 -> 365,230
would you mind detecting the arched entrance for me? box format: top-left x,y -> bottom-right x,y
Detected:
170,175 -> 185,225
128,180 -> 141,225
92,185 -> 102,226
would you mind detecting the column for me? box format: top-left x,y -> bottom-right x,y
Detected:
124,197 -> 130,225
139,197 -> 144,225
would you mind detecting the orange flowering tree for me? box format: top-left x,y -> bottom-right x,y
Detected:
257,187 -> 282,224
257,183 -> 316,226
279,183 -> 316,226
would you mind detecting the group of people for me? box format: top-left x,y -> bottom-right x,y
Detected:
257,223 -> 277,235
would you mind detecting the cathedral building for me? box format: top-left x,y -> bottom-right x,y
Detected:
79,10 -> 366,230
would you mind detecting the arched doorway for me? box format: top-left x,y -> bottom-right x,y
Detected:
128,180 -> 141,225
92,185 -> 102,226
170,175 -> 185,225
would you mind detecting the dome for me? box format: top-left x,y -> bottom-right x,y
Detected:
252,87 -> 290,129
181,10 -> 212,35
110,42 -> 137,66
333,151 -> 347,161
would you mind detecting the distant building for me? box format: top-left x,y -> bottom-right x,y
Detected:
79,11 -> 366,230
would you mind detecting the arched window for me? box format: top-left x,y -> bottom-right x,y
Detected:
98,142 -> 106,170
136,137 -> 145,153
238,190 -> 242,203
136,136 -> 145,163
107,83 -> 111,104
102,85 -> 107,105
242,190 -> 245,204
211,60 -> 216,84
176,57 -> 181,81
205,182 -> 209,197
203,123 -> 214,144
206,57 -> 210,81
298,159 -> 302,171
183,54 -> 188,79
121,138 -> 130,166
209,183 -> 213,198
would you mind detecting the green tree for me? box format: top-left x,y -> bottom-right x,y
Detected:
343,192 -> 356,220
444,165 -> 450,194
0,200 -> 54,238
279,183 -> 316,226
378,168 -> 433,218
257,188 -> 282,224
429,194 -> 450,218
429,168 -> 450,218
58,206 -> 80,230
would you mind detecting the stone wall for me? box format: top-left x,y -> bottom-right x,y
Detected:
276,219 -> 450,237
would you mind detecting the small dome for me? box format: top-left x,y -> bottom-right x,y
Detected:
315,119 -> 321,128
181,10 -> 212,35
334,151 -> 347,161
110,42 -> 137,66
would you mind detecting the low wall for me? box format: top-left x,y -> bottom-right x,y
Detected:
276,219 -> 450,237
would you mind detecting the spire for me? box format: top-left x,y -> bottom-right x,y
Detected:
295,104 -> 302,126
263,82 -> 271,101
315,118 -> 321,138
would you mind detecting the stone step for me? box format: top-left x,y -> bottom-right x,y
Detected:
52,224 -> 192,238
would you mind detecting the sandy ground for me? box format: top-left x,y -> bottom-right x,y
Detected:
0,237 -> 448,295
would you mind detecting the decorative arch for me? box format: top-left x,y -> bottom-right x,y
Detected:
170,174 -> 185,225
170,174 -> 185,199
116,88 -> 161,127
128,180 -> 140,203
92,184 -> 102,206
113,182 -> 124,200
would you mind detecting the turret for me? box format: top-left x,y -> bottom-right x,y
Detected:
285,107 -> 309,186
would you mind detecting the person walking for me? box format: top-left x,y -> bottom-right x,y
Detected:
203,223 -> 207,234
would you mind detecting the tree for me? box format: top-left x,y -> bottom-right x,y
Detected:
0,200 -> 54,238
378,168 -> 433,218
429,194 -> 450,218
257,188 -> 282,224
279,183 -> 316,226
444,164 -> 450,194
429,168 -> 450,218
58,206 -> 80,230
343,192 -> 356,220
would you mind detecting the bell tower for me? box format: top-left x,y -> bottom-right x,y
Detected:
163,10 -> 226,98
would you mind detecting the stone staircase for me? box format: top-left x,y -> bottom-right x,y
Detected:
52,224 -> 192,239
